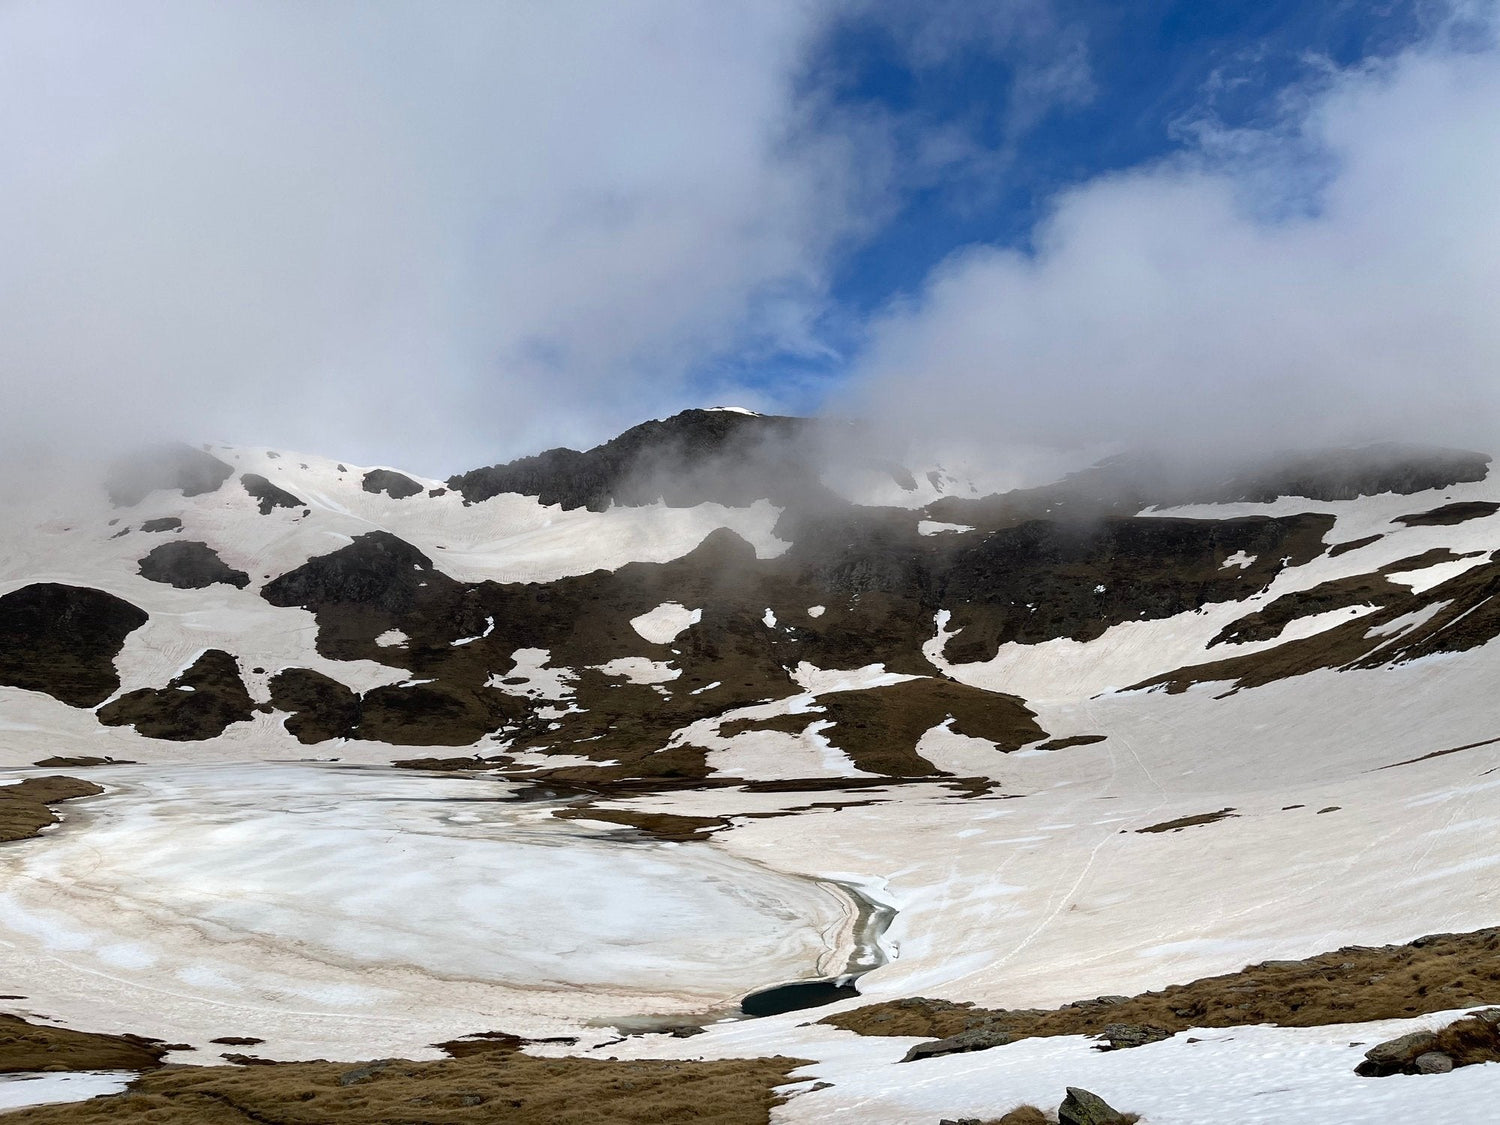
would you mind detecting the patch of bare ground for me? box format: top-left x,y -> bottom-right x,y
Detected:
1208,573 -> 1403,647
0,776 -> 103,843
1135,807 -> 1236,833
1375,546 -> 1487,574
0,1014 -> 167,1073
1378,734 -> 1500,770
31,756 -> 135,768
1328,534 -> 1382,557
96,649 -> 255,741
812,678 -> 1045,777
1136,550 -> 1500,694
823,926 -> 1500,1059
0,1053 -> 811,1125
1394,500 -> 1500,526
1033,734 -> 1107,751
552,806 -> 731,842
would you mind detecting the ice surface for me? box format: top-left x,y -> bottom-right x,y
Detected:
0,764 -> 856,1057
0,1071 -> 134,1112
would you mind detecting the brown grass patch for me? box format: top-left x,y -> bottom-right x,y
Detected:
1135,808 -> 1236,833
552,806 -> 730,841
30,757 -> 134,768
0,1014 -> 166,1074
1393,501 -> 1500,527
1328,534 -> 1382,557
1032,735 -> 1107,752
1,1052 -> 810,1124
824,926 -> 1500,1053
0,776 -> 103,843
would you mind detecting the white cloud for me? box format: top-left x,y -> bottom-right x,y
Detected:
0,1 -> 862,472
842,13 -> 1500,469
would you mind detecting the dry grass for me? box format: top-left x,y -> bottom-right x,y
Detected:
0,1014 -> 166,1074
2,1053 -> 810,1124
1135,808 -> 1236,833
825,926 -> 1500,1045
1427,1010 -> 1500,1068
0,776 -> 103,843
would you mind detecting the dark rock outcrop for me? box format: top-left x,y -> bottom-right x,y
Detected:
140,516 -> 182,533
901,1026 -> 1015,1062
97,649 -> 254,740
362,469 -> 424,499
241,473 -> 302,514
262,531 -> 450,617
268,668 -> 362,743
936,513 -> 1334,663
1059,1087 -> 1133,1125
0,583 -> 148,706
1093,1023 -> 1172,1050
448,409 -> 823,511
107,444 -> 234,507
138,541 -> 250,590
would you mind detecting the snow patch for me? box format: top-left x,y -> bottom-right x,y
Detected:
917,520 -> 975,536
630,602 -> 701,644
594,657 -> 680,685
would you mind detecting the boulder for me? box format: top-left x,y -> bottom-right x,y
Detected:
1059,1086 -> 1132,1125
1355,1030 -> 1440,1077
901,1025 -> 1014,1062
1095,1023 -> 1172,1050
1413,1051 -> 1454,1074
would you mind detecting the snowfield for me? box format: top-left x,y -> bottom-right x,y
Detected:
3,437 -> 1500,1121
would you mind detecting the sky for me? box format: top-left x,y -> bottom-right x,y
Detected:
1,1 -> 1497,475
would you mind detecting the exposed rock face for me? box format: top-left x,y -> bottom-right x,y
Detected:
1094,1023 -> 1172,1050
901,1025 -> 1014,1062
138,541 -> 251,589
448,409 -> 823,511
262,531 -> 452,617
140,516 -> 182,533
935,513 -> 1333,662
361,468 -> 424,499
1202,443 -> 1490,503
1059,1087 -> 1133,1125
0,583 -> 148,706
97,649 -> 254,740
107,443 -> 234,507
241,473 -> 303,514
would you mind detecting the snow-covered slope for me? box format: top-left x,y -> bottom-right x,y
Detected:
3,418 -> 1500,1122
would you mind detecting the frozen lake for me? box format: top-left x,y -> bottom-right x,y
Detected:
0,763 -> 860,1057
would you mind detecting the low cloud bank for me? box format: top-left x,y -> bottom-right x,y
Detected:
839,12 -> 1500,476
